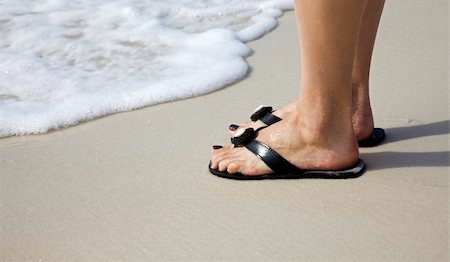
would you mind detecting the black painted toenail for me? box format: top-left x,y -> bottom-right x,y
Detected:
212,145 -> 223,150
229,124 -> 239,131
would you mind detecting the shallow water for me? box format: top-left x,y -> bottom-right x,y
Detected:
0,0 -> 293,137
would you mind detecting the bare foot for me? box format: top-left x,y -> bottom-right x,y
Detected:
214,111 -> 359,176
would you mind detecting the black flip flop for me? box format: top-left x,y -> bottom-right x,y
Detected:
357,127 -> 385,147
237,105 -> 385,147
210,128 -> 366,180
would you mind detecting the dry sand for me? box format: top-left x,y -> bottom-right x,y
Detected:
1,0 -> 449,261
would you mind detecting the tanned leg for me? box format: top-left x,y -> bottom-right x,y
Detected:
352,0 -> 385,140
211,0 -> 368,175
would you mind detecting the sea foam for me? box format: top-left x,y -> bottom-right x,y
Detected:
0,0 -> 294,137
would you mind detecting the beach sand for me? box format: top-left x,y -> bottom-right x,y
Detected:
1,0 -> 448,261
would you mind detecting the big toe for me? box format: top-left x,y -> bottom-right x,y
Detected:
227,120 -> 261,137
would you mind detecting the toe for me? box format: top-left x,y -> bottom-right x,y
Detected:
211,145 -> 234,170
227,120 -> 254,137
210,146 -> 225,168
209,142 -> 272,176
226,161 -> 241,174
218,157 -> 232,172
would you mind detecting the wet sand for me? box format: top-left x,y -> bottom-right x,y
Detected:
1,1 -> 448,261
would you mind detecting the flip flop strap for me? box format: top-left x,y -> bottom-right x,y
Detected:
245,140 -> 300,175
250,106 -> 282,125
259,113 -> 282,126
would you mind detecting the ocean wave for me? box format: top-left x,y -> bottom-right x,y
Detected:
0,0 -> 293,137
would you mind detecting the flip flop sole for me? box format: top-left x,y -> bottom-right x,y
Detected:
209,159 -> 366,180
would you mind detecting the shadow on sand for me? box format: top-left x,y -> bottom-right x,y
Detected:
361,120 -> 450,171
382,120 -> 449,143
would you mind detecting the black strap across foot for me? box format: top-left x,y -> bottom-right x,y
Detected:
245,139 -> 299,175
250,106 -> 282,126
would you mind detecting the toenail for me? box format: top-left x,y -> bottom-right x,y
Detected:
212,145 -> 223,150
229,124 -> 239,131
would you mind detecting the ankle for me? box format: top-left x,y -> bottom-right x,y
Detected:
351,81 -> 375,140
352,111 -> 375,140
289,107 -> 356,147
292,115 -> 360,169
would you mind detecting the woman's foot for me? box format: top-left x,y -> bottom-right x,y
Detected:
214,109 -> 359,176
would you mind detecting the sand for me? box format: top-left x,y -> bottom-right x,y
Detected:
1,0 -> 448,261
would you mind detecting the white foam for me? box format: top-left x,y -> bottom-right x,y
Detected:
0,0 -> 294,137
